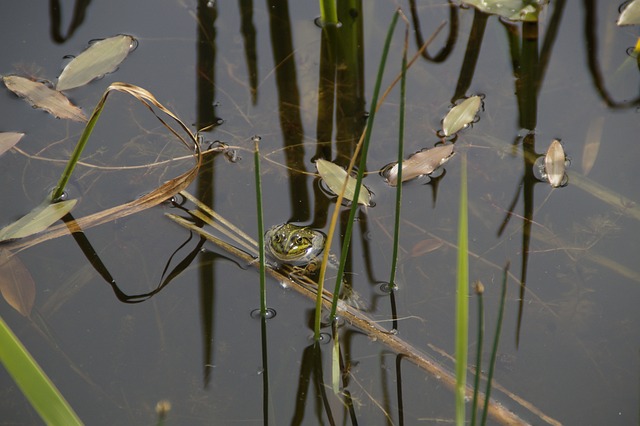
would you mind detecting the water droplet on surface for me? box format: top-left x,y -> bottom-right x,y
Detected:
378,282 -> 397,294
317,333 -> 331,344
250,308 -> 277,320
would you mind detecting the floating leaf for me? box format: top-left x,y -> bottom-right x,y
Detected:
442,96 -> 481,136
618,0 -> 640,26
57,35 -> 136,91
383,144 -> 454,186
463,0 -> 546,22
582,116 -> 603,176
0,197 -> 77,242
0,249 -> 35,317
411,238 -> 444,257
0,132 -> 25,157
545,139 -> 566,188
316,159 -> 371,206
2,76 -> 87,122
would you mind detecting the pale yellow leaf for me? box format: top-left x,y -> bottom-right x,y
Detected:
442,96 -> 481,136
545,139 -> 566,188
57,35 -> 136,91
316,159 -> 371,206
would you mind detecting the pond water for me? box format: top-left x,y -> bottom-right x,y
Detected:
1,1 -> 639,425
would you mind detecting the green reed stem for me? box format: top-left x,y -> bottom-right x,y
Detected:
470,282 -> 485,426
322,10 -> 400,332
253,136 -> 267,316
0,315 -> 82,425
455,152 -> 469,426
481,261 -> 509,426
52,95 -> 106,201
318,0 -> 338,25
388,22 -> 408,301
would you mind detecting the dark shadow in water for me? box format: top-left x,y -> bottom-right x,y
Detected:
239,0 -> 259,104
452,9 -> 489,103
583,0 -> 640,109
410,0 -> 458,63
290,339 -> 336,425
195,0 -> 221,388
267,0 -> 309,223
49,0 -> 92,43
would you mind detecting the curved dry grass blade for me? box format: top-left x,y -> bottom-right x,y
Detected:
5,82 -> 201,252
2,76 -> 87,122
0,132 -> 25,157
442,95 -> 481,136
57,35 -> 136,91
0,198 -> 77,242
0,249 -> 35,317
316,159 -> 371,206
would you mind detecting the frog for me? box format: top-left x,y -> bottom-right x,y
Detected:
265,223 -> 327,275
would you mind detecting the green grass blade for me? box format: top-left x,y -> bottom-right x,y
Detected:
455,153 -> 469,426
0,315 -> 82,425
253,136 -> 267,317
52,92 -> 108,201
388,21 -> 409,306
318,0 -> 338,25
470,281 -> 484,426
323,9 -> 400,330
481,261 -> 510,426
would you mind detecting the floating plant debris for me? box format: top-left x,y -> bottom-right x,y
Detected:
57,34 -> 136,91
316,159 -> 371,206
2,75 -> 87,122
382,144 -> 454,186
442,95 -> 481,136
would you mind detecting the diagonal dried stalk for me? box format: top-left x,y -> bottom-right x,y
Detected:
167,191 -> 561,426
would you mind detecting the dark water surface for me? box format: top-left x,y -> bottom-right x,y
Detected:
1,1 -> 639,425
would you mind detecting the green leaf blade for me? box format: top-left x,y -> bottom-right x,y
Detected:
316,159 -> 371,206
0,198 -> 77,242
0,315 -> 82,425
57,35 -> 135,91
442,96 -> 481,137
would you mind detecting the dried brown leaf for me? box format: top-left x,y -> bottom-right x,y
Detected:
2,75 -> 87,122
0,249 -> 35,316
0,132 -> 25,157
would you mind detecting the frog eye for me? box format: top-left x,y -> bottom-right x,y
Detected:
294,236 -> 304,246
273,233 -> 283,243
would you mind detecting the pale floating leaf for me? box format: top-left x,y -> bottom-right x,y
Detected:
383,144 -> 454,186
442,96 -> 481,136
2,76 -> 87,122
0,132 -> 25,157
0,197 -> 78,242
618,0 -> 640,26
0,249 -> 35,317
316,159 -> 371,206
545,139 -> 566,188
463,0 -> 546,22
57,35 -> 136,91
411,238 -> 444,257
581,116 -> 603,176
